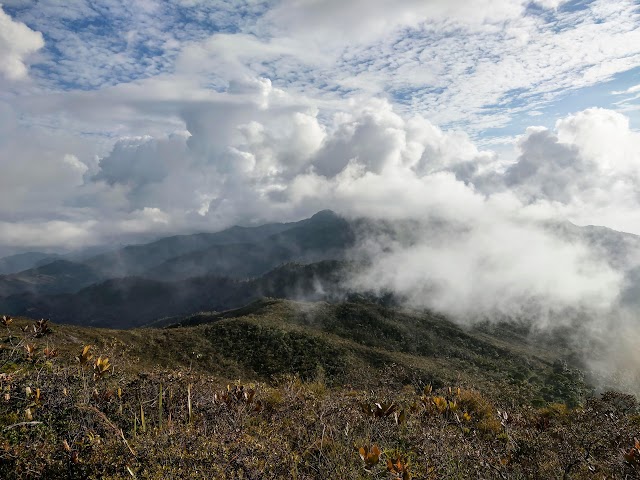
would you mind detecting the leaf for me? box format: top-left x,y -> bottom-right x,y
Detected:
358,446 -> 366,461
394,409 -> 406,425
358,444 -> 381,468
43,347 -> 58,359
93,356 -> 112,379
244,388 -> 255,404
387,456 -> 410,479
76,345 -> 93,365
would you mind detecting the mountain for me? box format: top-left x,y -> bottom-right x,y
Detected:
0,259 -> 103,297
145,210 -> 354,280
0,251 -> 62,275
3,298 -> 588,403
5,210 -> 640,331
0,211 -> 352,300
83,221 -> 296,277
0,260 -> 353,328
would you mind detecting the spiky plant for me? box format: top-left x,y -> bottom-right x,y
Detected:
93,356 -> 112,379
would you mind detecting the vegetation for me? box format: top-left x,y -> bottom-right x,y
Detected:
0,303 -> 638,479
0,260 -> 353,329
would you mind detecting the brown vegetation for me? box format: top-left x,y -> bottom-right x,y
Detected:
0,312 -> 638,479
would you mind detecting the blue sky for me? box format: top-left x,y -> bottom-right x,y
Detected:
4,0 -> 639,136
1,0 -> 640,252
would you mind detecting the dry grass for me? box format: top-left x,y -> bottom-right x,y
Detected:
0,314 -> 638,479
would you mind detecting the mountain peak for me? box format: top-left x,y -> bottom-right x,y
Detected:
310,209 -> 339,221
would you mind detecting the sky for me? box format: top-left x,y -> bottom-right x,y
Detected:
1,0 -> 640,254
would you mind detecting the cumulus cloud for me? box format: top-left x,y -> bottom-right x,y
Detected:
503,108 -> 640,234
0,5 -> 43,80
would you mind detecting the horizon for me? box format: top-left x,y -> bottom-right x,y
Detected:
0,208 -> 634,259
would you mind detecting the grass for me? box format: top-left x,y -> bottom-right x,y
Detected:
0,301 -> 638,479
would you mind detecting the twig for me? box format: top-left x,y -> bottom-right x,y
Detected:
77,404 -> 137,456
4,421 -> 43,431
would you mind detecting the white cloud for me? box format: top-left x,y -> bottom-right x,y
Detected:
262,0 -> 529,46
172,1 -> 617,130
0,219 -> 97,249
0,5 -> 43,80
612,84 -> 640,95
500,108 -> 640,234
532,0 -> 568,8
350,216 -> 621,324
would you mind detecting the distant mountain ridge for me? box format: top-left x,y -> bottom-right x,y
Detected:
0,259 -> 102,297
3,210 -> 640,329
0,251 -> 62,275
83,221 -> 296,277
0,260 -> 353,329
145,210 -> 354,280
0,210 -> 353,299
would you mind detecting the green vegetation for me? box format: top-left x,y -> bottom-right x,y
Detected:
0,302 -> 638,479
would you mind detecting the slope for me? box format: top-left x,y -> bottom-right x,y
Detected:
0,260 -> 103,297
0,251 -> 62,275
2,298 -> 586,406
0,261 -> 352,328
144,210 -> 355,280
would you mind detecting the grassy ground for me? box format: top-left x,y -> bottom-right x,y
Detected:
0,302 -> 638,479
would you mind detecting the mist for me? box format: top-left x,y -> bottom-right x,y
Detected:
343,209 -> 640,394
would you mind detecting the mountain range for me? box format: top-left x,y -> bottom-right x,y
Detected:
1,209 -> 640,330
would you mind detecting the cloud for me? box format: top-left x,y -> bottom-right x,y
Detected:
502,108 -> 640,234
94,133 -> 190,188
5,73 -> 640,250
11,0 -> 634,132
612,84 -> 640,95
0,5 -> 44,80
0,105 -> 96,220
0,219 -> 97,249
349,215 -> 622,325
261,0 -> 529,46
